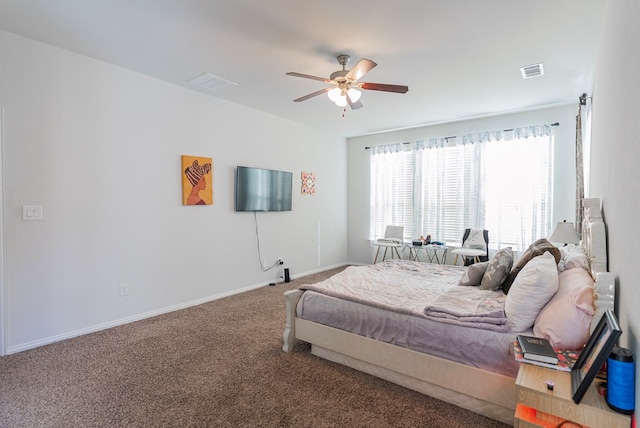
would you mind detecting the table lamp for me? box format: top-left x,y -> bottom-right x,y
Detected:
549,220 -> 580,246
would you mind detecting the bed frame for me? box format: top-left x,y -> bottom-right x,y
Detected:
283,200 -> 611,425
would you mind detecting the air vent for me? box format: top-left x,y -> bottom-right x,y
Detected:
520,63 -> 544,79
188,73 -> 237,92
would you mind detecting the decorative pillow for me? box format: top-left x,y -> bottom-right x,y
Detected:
559,244 -> 582,260
502,238 -> 561,294
480,248 -> 513,291
558,244 -> 590,272
504,252 -> 559,332
533,268 -> 595,350
458,261 -> 490,286
564,251 -> 590,272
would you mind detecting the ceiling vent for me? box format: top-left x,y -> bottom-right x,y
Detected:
520,63 -> 544,79
188,73 -> 237,92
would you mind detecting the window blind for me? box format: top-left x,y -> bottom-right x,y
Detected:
369,126 -> 554,252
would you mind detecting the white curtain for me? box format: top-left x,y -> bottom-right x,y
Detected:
483,126 -> 554,253
417,135 -> 488,245
369,143 -> 413,241
369,125 -> 554,253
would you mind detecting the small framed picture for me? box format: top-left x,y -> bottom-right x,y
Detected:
182,155 -> 213,206
571,309 -> 622,403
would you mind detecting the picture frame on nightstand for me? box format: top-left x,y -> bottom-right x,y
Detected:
571,309 -> 622,404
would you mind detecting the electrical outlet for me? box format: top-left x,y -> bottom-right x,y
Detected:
278,257 -> 283,265
120,283 -> 129,296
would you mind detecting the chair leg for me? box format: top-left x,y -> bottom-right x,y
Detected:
382,247 -> 389,261
453,254 -> 459,265
393,247 -> 402,259
374,246 -> 381,263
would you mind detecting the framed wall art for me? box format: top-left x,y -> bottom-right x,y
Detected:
301,171 -> 316,195
182,155 -> 213,205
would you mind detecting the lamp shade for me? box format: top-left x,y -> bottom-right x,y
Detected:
327,87 -> 341,102
335,95 -> 348,107
549,221 -> 580,245
347,88 -> 361,102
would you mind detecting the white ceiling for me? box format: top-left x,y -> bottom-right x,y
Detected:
0,1 -> 605,138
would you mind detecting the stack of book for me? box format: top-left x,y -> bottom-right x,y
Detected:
513,334 -> 580,372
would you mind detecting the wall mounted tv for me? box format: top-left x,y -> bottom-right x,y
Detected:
235,166 -> 293,212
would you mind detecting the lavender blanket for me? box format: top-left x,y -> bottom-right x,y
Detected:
423,286 -> 511,332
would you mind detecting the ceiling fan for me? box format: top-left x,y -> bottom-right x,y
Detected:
286,54 -> 409,110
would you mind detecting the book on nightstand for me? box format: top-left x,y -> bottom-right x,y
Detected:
512,339 -> 579,372
516,335 -> 558,364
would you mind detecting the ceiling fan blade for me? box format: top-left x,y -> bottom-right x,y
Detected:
345,59 -> 377,82
360,82 -> 409,93
286,72 -> 331,83
347,95 -> 363,110
293,87 -> 330,102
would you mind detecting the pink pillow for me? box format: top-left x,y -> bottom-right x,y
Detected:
533,269 -> 595,350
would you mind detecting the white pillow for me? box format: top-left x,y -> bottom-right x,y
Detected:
505,251 -> 559,332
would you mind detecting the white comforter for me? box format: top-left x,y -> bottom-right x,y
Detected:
300,260 -> 510,331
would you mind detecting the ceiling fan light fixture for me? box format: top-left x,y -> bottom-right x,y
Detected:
287,54 -> 408,109
327,87 -> 341,102
347,88 -> 361,102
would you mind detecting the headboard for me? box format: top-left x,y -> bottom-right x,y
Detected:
582,197 -> 607,275
581,197 -> 614,332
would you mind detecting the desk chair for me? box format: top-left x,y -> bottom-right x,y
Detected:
373,225 -> 404,263
451,228 -> 489,265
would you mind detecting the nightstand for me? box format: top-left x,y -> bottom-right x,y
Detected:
515,363 -> 631,427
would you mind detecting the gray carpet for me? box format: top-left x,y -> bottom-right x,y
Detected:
0,266 -> 510,427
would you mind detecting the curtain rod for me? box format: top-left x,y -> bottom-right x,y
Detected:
364,122 -> 560,149
579,93 -> 592,106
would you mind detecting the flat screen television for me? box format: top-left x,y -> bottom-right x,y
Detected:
235,166 -> 293,212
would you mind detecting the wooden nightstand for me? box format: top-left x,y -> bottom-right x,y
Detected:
515,363 -> 631,427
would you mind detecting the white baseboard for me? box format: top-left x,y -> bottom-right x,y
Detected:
6,263 -> 350,355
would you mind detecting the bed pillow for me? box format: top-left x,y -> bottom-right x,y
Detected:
458,261 -> 490,286
505,252 -> 559,332
533,268 -> 595,350
480,247 -> 513,291
502,238 -> 561,294
558,244 -> 590,272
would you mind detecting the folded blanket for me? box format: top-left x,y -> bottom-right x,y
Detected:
424,286 -> 511,332
299,260 -> 466,317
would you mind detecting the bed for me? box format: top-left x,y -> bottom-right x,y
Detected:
283,200 -> 612,424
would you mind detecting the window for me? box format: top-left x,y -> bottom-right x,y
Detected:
370,125 -> 554,253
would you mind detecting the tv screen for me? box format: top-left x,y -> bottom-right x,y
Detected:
235,166 -> 293,212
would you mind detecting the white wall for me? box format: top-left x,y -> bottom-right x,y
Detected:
0,31 -> 348,353
347,106 -> 578,264
590,0 -> 640,412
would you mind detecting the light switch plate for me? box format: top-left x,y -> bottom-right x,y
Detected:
22,205 -> 43,221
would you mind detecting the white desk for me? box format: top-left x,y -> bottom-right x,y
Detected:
406,244 -> 448,264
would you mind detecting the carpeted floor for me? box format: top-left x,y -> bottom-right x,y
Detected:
0,266 -> 511,427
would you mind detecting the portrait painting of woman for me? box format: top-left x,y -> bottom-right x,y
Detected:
182,155 -> 213,205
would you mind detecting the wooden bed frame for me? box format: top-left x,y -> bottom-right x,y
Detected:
283,200 -> 610,425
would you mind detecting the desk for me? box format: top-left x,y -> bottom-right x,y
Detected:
406,244 -> 448,264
